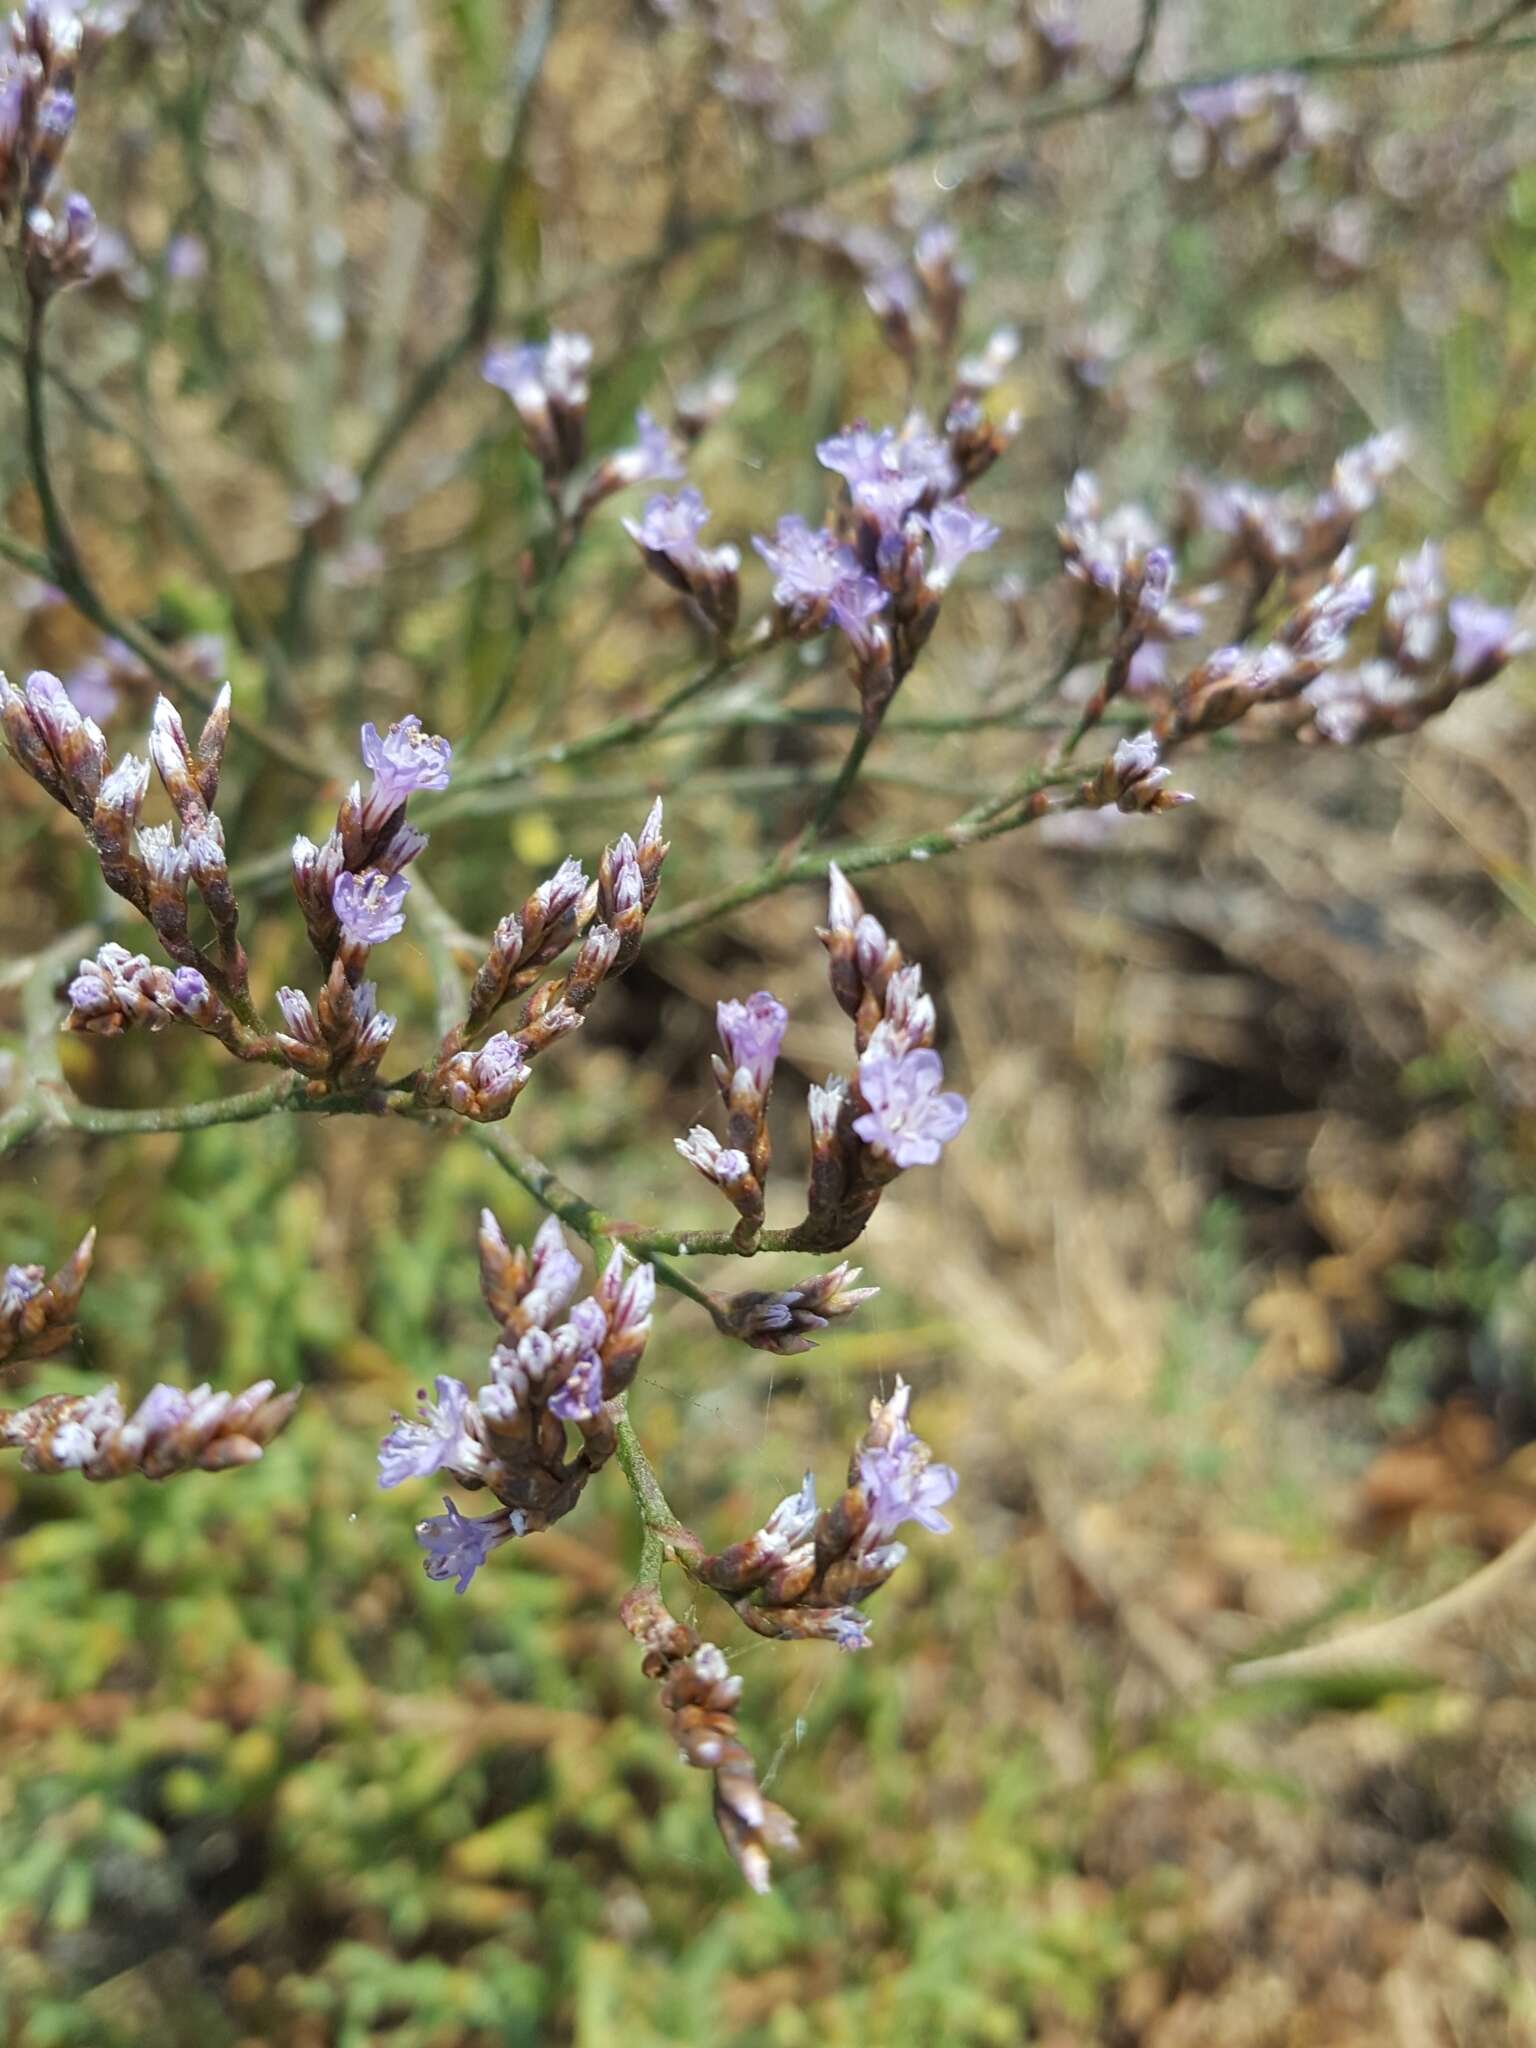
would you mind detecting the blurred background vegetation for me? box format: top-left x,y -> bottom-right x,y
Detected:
3,0 -> 1536,2041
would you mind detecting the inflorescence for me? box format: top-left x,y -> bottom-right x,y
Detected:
4,151 -> 1533,1890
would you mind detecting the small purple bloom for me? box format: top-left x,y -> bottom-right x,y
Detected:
611,409 -> 687,488
828,577 -> 890,657
716,990 -> 788,1097
333,867 -> 410,946
828,1609 -> 872,1653
166,967 -> 211,1015
858,1415 -> 959,1544
1448,596 -> 1531,683
622,487 -> 711,566
63,658 -> 118,723
922,501 -> 1001,590
1125,641 -> 1169,694
128,1383 -> 193,1436
415,1496 -> 511,1594
360,714 -> 452,806
548,1352 -> 604,1422
377,1375 -> 472,1489
751,516 -> 863,610
1,1265 -> 43,1317
852,1048 -> 968,1169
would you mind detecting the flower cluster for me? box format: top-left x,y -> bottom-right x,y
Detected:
377,1211 -> 657,1588
673,870 -> 967,1269
418,799 -> 667,1123
0,2 -> 96,296
753,414 -> 1001,729
623,488 -> 741,641
1177,431 -> 1408,585
1303,557 -> 1532,747
1,1374 -> 299,1480
0,1226 -> 93,1366
281,714 -> 449,1088
676,988 -> 788,1247
482,326 -> 687,524
693,1378 -> 956,1652
0,670 -> 267,1046
620,1585 -> 799,1896
807,864 -> 968,1234
707,1260 -> 879,1357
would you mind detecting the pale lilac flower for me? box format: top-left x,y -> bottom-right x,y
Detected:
751,516 -> 867,614
482,330 -> 592,410
1,1266 -> 42,1318
623,487 -> 712,566
333,868 -> 410,946
716,990 -> 788,1096
548,1353 -> 604,1422
609,409 -> 687,489
829,577 -> 890,656
360,714 -> 452,807
921,501 -> 1000,590
522,1215 -> 584,1328
857,1383 -> 958,1543
1448,597 -> 1532,683
128,1383 -> 193,1436
165,967 -> 212,1018
63,658 -> 118,723
50,1385 -> 124,1469
853,1048 -> 968,1169
828,1610 -> 873,1653
377,1375 -> 473,1489
819,418 -> 958,521
415,1496 -> 518,1594
1126,641 -> 1169,694
677,1126 -> 753,1188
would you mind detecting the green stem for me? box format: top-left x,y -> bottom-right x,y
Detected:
14,312 -> 322,784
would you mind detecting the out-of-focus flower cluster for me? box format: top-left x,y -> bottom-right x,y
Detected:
0,1 -> 97,295
377,1211 -> 656,1589
482,329 -> 691,529
0,1232 -> 298,1481
0,1226 -> 93,1365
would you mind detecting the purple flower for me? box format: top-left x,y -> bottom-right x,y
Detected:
415,1496 -> 516,1594
852,1048 -> 968,1169
828,1610 -> 873,1653
482,330 -> 592,409
829,577 -> 890,657
1126,641 -> 1169,694
1448,596 -> 1532,683
1,1265 -> 43,1317
610,409 -> 687,488
548,1352 -> 604,1422
751,516 -> 863,610
377,1375 -> 473,1489
921,501 -> 1000,590
818,419 -> 957,517
857,1386 -> 958,1544
165,967 -> 212,1018
717,990 -> 788,1097
360,714 -> 452,806
333,867 -> 410,946
128,1383 -> 193,1436
623,487 -> 711,566
63,658 -> 119,723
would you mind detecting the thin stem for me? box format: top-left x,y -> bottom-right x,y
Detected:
613,1400 -> 699,1559
278,0 -> 561,649
644,764 -> 1081,944
14,309 -> 323,785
